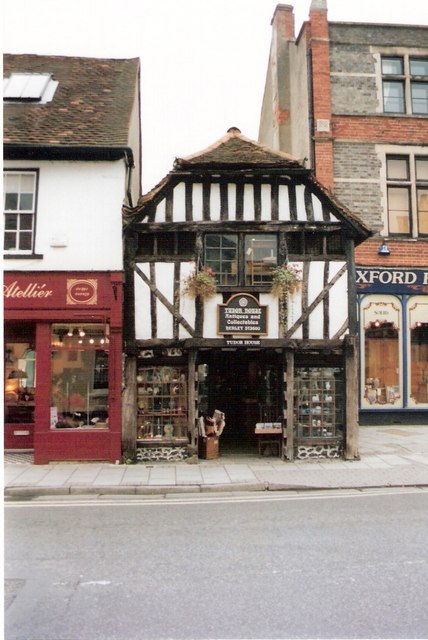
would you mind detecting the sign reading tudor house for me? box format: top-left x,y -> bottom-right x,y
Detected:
218,294 -> 268,335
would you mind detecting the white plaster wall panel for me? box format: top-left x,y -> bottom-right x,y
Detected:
288,289 -> 303,338
4,159 -> 124,271
327,262 -> 348,338
210,183 -> 221,221
228,183 -> 237,221
179,261 -> 197,339
260,294 -> 279,338
155,263 -> 175,338
307,262 -> 325,339
203,294 -> 224,338
278,185 -> 291,220
243,184 -> 254,221
172,182 -> 186,222
155,198 -> 166,222
312,193 -> 325,221
295,184 -> 306,221
134,263 -> 152,339
192,183 -> 204,222
261,184 -> 272,221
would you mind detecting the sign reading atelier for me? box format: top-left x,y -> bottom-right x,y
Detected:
218,294 -> 268,336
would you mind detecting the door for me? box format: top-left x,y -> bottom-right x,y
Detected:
202,351 -> 282,452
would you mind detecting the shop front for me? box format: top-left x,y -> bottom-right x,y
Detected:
122,128 -> 370,462
4,272 -> 123,463
357,266 -> 428,424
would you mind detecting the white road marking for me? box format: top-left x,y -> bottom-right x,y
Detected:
5,486 -> 428,508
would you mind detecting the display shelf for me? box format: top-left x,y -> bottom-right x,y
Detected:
294,367 -> 343,441
136,365 -> 188,441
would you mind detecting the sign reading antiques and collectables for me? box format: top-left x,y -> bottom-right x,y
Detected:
218,294 -> 268,336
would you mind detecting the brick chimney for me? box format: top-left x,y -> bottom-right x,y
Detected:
260,4 -> 296,152
307,0 -> 334,189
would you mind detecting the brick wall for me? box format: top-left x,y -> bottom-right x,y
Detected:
356,239 -> 428,267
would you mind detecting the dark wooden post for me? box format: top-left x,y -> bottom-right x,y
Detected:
345,335 -> 359,459
345,237 -> 359,460
187,349 -> 197,450
122,354 -> 137,460
285,349 -> 295,461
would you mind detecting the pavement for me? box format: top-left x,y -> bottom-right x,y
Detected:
3,426 -> 428,498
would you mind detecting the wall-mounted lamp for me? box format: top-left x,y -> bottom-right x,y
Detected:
378,241 -> 391,256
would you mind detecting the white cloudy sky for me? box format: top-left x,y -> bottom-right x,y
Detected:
3,0 -> 427,192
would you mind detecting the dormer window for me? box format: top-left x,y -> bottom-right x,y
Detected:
3,73 -> 58,103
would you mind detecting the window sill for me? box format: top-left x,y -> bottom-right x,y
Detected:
4,253 -> 44,260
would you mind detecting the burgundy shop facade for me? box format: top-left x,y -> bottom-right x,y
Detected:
4,272 -> 123,463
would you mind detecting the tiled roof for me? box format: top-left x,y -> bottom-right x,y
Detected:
3,54 -> 140,149
175,127 -> 303,169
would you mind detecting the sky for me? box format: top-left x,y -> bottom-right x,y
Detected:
3,0 -> 428,192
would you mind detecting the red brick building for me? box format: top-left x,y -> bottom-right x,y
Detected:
259,1 -> 428,424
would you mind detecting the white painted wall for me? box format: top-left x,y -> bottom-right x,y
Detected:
3,159 -> 126,271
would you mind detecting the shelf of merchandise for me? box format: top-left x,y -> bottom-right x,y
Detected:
136,365 -> 188,445
294,367 -> 343,444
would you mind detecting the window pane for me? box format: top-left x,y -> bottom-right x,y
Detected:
51,323 -> 109,429
409,298 -> 428,406
416,158 -> 428,181
364,322 -> 400,406
245,234 -> 277,285
388,187 -> 410,234
204,234 -> 238,286
387,157 -> 409,180
411,82 -> 428,114
4,339 -> 36,424
5,193 -> 18,210
18,232 -> 33,251
383,81 -> 405,113
20,214 -> 34,231
417,188 -> 428,234
410,58 -> 428,76
382,57 -> 404,75
4,173 -> 20,192
20,173 -> 36,192
4,232 -> 17,250
4,213 -> 18,230
19,193 -> 34,211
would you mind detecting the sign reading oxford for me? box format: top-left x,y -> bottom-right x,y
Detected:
218,294 -> 268,336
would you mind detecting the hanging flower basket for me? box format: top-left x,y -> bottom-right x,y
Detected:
270,263 -> 302,297
182,265 -> 218,299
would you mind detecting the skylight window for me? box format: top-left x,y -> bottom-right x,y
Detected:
3,73 -> 58,103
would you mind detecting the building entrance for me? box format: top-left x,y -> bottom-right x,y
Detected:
201,351 -> 282,453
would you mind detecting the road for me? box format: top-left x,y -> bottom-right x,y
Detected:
5,488 -> 428,640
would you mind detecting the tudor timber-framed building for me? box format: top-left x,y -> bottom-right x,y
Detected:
123,128 -> 370,462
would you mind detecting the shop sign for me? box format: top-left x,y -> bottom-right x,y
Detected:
225,339 -> 261,347
356,268 -> 428,292
67,279 -> 98,305
218,294 -> 268,335
4,273 -> 111,310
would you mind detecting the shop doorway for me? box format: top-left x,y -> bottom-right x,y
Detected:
201,351 -> 282,453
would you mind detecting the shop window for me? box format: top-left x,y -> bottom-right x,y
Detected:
3,170 -> 38,253
50,324 -> 109,429
294,367 -> 344,441
362,297 -> 402,408
381,55 -> 428,114
4,327 -> 36,424
136,365 -> 188,441
408,297 -> 428,406
385,154 -> 428,237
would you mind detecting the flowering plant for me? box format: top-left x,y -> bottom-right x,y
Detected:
182,264 -> 218,299
270,263 -> 302,296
